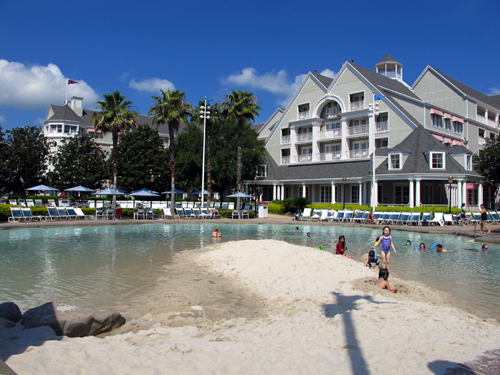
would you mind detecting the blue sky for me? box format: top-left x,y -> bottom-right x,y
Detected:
1,0 -> 499,131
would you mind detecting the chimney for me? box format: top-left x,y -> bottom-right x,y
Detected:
351,60 -> 354,63
315,69 -> 317,73
70,96 -> 83,117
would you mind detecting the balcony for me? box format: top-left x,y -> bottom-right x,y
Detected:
376,121 -> 388,132
347,149 -> 369,159
281,135 -> 290,144
317,129 -> 341,140
477,114 -> 498,127
347,124 -> 368,136
326,109 -> 341,118
296,133 -> 313,142
349,100 -> 364,111
295,154 -> 313,163
281,155 -> 290,165
378,71 -> 402,80
298,111 -> 309,120
318,152 -> 341,161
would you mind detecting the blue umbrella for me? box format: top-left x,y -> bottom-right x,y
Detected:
25,184 -> 58,192
191,190 -> 214,195
64,186 -> 95,192
131,188 -> 159,195
162,189 -> 187,194
93,188 -> 127,196
226,192 -> 254,198
129,191 -> 160,198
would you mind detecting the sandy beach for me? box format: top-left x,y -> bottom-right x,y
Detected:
2,239 -> 500,374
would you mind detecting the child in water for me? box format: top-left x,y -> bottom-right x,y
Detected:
372,226 -> 396,269
364,249 -> 380,268
435,244 -> 448,253
419,243 -> 426,250
375,268 -> 398,293
336,235 -> 352,258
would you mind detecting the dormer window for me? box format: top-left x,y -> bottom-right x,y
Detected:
430,152 -> 445,169
466,155 -> 472,171
389,154 -> 401,169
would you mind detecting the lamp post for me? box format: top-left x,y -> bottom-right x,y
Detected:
200,97 -> 210,208
448,176 -> 453,214
342,177 -> 347,210
150,169 -> 154,208
254,176 -> 258,217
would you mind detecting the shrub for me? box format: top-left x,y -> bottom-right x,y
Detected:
0,204 -> 11,221
218,210 -> 232,218
268,202 -> 286,214
31,206 -> 48,217
82,208 -> 96,216
284,197 -> 311,212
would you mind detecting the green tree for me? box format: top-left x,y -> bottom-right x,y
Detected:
221,91 -> 261,201
48,133 -> 111,192
473,134 -> 500,201
116,124 -> 170,193
174,123 -> 203,193
6,126 -> 50,196
0,126 -> 11,195
92,90 -> 137,202
149,89 -> 192,208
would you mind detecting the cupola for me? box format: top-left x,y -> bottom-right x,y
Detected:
374,54 -> 403,83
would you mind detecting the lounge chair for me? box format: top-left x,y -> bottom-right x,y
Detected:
359,211 -> 369,223
56,207 -> 70,220
74,208 -> 93,220
420,212 -> 433,226
301,208 -> 312,221
176,207 -> 187,219
9,199 -> 17,205
228,202 -> 235,210
47,206 -> 60,221
311,209 -> 321,221
335,210 -> 345,222
199,208 -> 212,219
491,211 -> 500,224
192,208 -> 202,219
21,207 -> 44,221
372,212 -> 382,223
8,207 -> 23,222
327,210 -> 337,222
344,210 -> 353,222
352,210 -> 364,223
398,212 -> 411,225
386,212 -> 401,225
430,212 -> 444,226
319,209 -> 329,222
88,201 -> 96,208
232,210 -> 240,219
18,199 -> 27,207
443,214 -> 455,225
241,209 -> 250,219
26,199 -> 34,207
47,199 -> 56,207
214,202 -> 221,209
35,199 -> 43,206
133,208 -> 145,220
184,208 -> 196,219
104,208 -> 115,220
95,208 -> 105,220
471,212 -> 481,224
221,202 -> 228,210
65,207 -> 79,220
408,212 -> 421,225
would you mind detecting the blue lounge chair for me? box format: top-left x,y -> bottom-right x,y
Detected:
21,207 -> 44,221
420,212 -> 432,226
56,207 -> 70,220
398,212 -> 411,225
47,206 -> 60,220
176,207 -> 187,219
408,212 -> 421,225
8,207 -> 23,222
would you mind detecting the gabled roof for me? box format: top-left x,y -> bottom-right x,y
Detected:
311,72 -> 334,89
376,126 -> 480,176
251,122 -> 264,132
375,54 -> 402,67
429,67 -> 500,110
489,94 -> 500,108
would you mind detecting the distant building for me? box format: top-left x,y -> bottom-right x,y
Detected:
249,55 -> 499,209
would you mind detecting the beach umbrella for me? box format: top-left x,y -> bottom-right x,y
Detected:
162,189 -> 187,194
131,188 -> 159,195
25,184 -> 59,193
129,190 -> 160,197
64,186 -> 95,193
190,190 -> 214,195
226,192 -> 254,198
93,188 -> 127,196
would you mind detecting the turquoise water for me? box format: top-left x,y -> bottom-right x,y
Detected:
1,224 -> 499,321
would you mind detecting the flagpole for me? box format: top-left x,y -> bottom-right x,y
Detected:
65,79 -> 68,105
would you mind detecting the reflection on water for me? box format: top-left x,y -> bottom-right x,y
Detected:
1,223 -> 499,321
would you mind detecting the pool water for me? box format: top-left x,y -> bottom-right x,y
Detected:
1,223 -> 499,321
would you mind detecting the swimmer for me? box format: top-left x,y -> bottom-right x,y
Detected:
375,268 -> 398,293
306,232 -> 311,238
435,244 -> 448,253
419,243 -> 426,250
212,226 -> 222,238
295,226 -> 299,233
364,249 -> 380,268
481,244 -> 489,251
406,240 -> 411,246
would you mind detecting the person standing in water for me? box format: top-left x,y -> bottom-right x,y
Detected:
372,226 -> 396,269
212,226 -> 222,238
479,204 -> 491,234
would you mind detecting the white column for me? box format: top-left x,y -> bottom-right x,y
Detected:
478,183 -> 483,205
312,123 -> 320,161
358,182 -> 362,204
462,181 -> 467,206
273,184 -> 277,201
302,184 -> 306,198
371,180 -> 378,208
341,117 -> 349,159
409,179 -> 414,208
331,182 -> 336,204
281,185 -> 285,200
363,182 -> 367,205
415,179 -> 421,207
457,180 -> 463,207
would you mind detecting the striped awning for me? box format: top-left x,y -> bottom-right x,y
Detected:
453,140 -> 465,146
431,108 -> 444,116
433,134 -> 444,141
444,113 -> 452,119
453,116 -> 464,123
87,128 -> 102,133
444,137 -> 452,143
466,183 -> 476,189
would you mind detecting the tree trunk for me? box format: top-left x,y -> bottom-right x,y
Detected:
112,132 -> 118,209
236,119 -> 243,210
169,125 -> 176,211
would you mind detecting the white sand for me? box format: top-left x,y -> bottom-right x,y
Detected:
3,239 -> 500,374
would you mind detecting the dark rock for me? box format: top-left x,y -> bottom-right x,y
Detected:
0,302 -> 22,323
21,302 -> 126,337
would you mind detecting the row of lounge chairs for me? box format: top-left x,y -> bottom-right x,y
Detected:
8,207 -> 94,222
299,209 -> 500,226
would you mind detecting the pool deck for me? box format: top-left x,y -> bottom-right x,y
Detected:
1,213 -> 500,245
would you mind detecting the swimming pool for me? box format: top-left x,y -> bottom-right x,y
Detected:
1,223 -> 499,321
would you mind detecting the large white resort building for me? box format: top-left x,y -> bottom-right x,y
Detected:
248,54 -> 500,209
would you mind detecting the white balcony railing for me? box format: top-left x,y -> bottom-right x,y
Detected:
377,71 -> 402,80
347,150 -> 369,159
281,135 -> 290,144
350,100 -> 364,111
317,129 -> 341,140
318,152 -> 341,161
376,121 -> 388,132
326,109 -> 341,118
298,111 -> 309,120
347,124 -> 368,136
477,114 -> 486,124
296,133 -> 313,142
295,154 -> 313,163
281,155 -> 290,165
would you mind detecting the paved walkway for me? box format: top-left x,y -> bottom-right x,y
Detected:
1,213 -> 499,244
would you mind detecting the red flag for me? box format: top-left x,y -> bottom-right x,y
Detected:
68,79 -> 79,85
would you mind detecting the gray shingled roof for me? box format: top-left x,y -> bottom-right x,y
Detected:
488,94 -> 500,108
375,54 -> 402,66
376,126 -> 480,176
311,72 -> 334,89
251,122 -> 265,132
433,68 -> 500,110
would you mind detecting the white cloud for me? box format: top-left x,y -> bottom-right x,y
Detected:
0,115 -> 5,123
119,69 -> 134,82
34,118 -> 44,125
0,59 -> 99,110
222,67 -> 335,107
129,78 -> 175,93
488,87 -> 500,95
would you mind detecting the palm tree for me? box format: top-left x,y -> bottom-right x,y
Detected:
92,90 -> 137,204
194,100 -> 221,208
149,89 -> 192,209
222,91 -> 261,198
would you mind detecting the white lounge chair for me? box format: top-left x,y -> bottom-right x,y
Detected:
8,207 -> 23,222
74,207 -> 94,220
311,209 -> 321,221
430,212 -> 444,226
319,209 -> 329,221
301,208 -> 312,221
443,214 -> 455,225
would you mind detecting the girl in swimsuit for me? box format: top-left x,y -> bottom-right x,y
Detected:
212,226 -> 222,238
372,226 -> 396,270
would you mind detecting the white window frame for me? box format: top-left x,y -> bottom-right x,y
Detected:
430,152 -> 445,169
431,114 -> 443,128
298,103 -> 310,120
466,155 -> 472,171
389,154 -> 401,170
